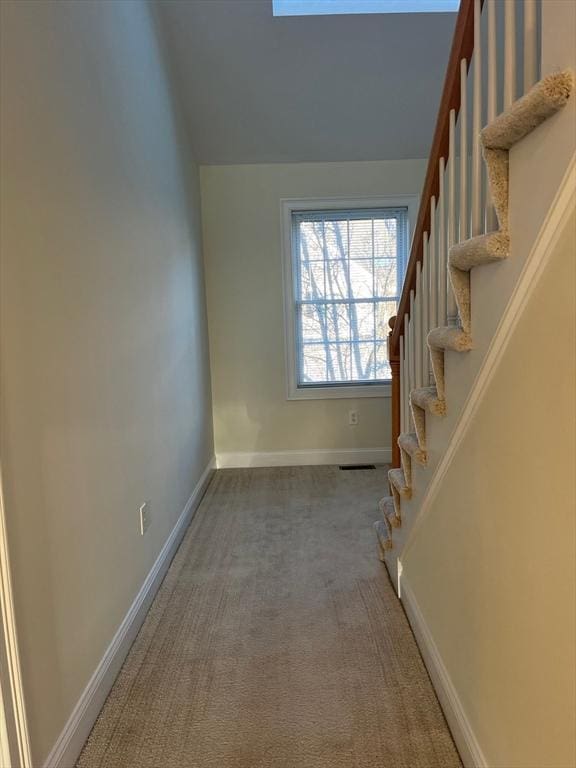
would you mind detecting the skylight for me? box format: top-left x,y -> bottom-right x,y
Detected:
273,0 -> 459,16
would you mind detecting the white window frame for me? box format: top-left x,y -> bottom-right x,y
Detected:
281,195 -> 418,401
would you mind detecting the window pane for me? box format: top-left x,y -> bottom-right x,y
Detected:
374,218 -> 397,259
353,301 -> 376,341
300,304 -> 325,342
352,342 -> 376,380
375,300 -> 397,340
349,259 -> 373,299
326,343 -> 351,381
349,219 -> 373,259
324,220 -> 348,260
375,340 -> 391,379
299,262 -> 325,300
324,260 -> 349,299
299,221 -> 324,261
324,303 -> 351,342
301,343 -> 327,383
293,207 -> 405,386
375,258 -> 397,297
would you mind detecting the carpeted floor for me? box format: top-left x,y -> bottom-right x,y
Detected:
77,466 -> 462,768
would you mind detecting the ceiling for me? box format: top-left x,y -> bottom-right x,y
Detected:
156,0 -> 456,165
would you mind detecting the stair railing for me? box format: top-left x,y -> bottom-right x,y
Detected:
388,0 -> 540,467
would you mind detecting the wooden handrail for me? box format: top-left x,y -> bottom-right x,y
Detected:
389,0 -> 483,357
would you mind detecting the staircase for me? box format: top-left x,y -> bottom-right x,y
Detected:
374,0 -> 574,579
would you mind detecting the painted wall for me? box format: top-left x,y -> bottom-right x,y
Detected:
0,1 -> 213,762
200,160 -> 426,463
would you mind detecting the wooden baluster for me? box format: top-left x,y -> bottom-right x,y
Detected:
422,235 -> 430,381
399,333 -> 405,438
459,57 -> 469,244
523,0 -> 537,93
403,335 -> 410,435
487,0 -> 497,121
404,313 -> 411,431
447,110 -> 457,322
415,262 -> 423,389
409,296 -> 415,393
504,0 -> 516,109
438,156 -> 447,325
388,316 -> 401,468
471,0 -> 483,237
429,195 -> 437,339
485,0 -> 497,232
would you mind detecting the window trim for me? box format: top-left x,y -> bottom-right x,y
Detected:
280,195 -> 419,401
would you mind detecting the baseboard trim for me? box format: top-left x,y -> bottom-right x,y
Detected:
42,457 -> 216,768
401,578 -> 488,768
216,448 -> 392,469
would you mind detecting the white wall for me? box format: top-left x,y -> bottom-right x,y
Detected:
200,160 -> 426,464
0,0 -> 213,762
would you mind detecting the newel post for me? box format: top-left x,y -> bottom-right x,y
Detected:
388,316 -> 401,468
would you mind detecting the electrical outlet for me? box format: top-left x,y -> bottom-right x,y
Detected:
139,501 -> 151,536
348,410 -> 359,426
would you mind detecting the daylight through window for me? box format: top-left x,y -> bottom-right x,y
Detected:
273,0 -> 460,17
292,208 -> 408,388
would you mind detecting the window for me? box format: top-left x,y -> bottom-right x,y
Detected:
273,0 -> 459,17
281,197 -> 417,400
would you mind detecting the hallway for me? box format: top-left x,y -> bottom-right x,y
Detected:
77,466 -> 461,768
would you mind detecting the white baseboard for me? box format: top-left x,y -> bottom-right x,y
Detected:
400,578 -> 488,768
43,458 -> 216,768
216,447 -> 391,469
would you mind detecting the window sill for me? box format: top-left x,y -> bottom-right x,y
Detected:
287,383 -> 391,400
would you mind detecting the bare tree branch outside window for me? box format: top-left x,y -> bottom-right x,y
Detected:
294,208 -> 408,387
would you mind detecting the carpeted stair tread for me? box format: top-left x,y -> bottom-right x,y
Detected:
388,467 -> 412,499
398,430 -> 426,489
428,326 -> 472,352
481,71 -> 574,231
374,520 -> 392,561
398,432 -> 427,465
481,70 -> 573,151
379,495 -> 400,530
399,439 -> 413,489
410,387 -> 446,452
427,327 -> 472,398
449,231 -> 510,271
410,386 -> 446,415
448,231 -> 510,335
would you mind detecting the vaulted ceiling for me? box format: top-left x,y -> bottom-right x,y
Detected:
156,0 -> 456,164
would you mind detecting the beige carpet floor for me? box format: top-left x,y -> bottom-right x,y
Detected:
77,466 -> 462,768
